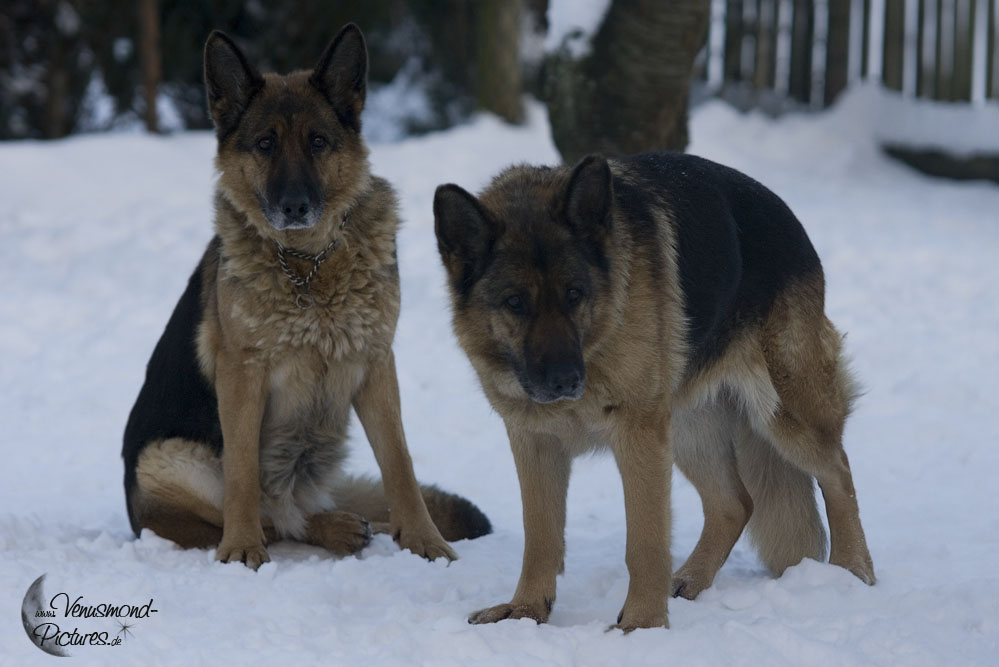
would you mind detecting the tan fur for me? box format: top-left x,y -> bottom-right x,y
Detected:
756,277 -> 872,581
436,157 -> 874,631
132,438 -> 227,549
151,162 -> 453,566
127,27 -> 494,569
446,163 -> 688,631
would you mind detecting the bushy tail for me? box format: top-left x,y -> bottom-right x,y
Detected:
735,430 -> 827,575
333,476 -> 491,542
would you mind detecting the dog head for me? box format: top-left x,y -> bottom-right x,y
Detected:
204,25 -> 370,239
435,156 -> 616,404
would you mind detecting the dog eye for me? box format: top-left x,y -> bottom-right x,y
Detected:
311,135 -> 327,151
567,288 -> 583,306
256,137 -> 273,152
505,295 -> 526,313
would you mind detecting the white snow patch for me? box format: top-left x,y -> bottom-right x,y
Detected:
837,82 -> 999,156
363,58 -> 437,144
2,95 -> 998,664
545,0 -> 611,57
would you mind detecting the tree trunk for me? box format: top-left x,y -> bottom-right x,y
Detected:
138,0 -> 161,133
544,0 -> 711,163
43,32 -> 68,139
475,0 -> 524,123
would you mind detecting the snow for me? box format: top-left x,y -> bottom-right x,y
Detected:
2,89 -> 998,665
544,0 -> 611,57
842,83 -> 999,156
362,59 -> 437,144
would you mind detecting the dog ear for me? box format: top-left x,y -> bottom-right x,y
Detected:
564,154 -> 613,237
204,31 -> 264,140
310,23 -> 368,131
434,184 -> 500,296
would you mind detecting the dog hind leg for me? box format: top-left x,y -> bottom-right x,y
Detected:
131,438 -> 227,548
761,288 -> 875,585
671,402 -> 753,599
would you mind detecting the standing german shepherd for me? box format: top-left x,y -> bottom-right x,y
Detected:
434,152 -> 875,631
122,25 -> 489,569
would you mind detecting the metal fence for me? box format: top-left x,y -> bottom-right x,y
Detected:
696,0 -> 999,107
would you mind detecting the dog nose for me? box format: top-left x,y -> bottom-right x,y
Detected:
280,196 -> 310,220
546,365 -> 583,398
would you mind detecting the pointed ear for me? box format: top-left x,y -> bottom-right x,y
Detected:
204,31 -> 264,139
434,184 -> 500,297
310,23 -> 368,131
564,154 -> 613,236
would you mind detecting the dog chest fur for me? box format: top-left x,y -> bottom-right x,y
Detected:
189,185 -> 401,538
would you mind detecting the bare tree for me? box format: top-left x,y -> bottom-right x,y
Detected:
544,0 -> 711,163
475,0 -> 524,123
137,0 -> 161,133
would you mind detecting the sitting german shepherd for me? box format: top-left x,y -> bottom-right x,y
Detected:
122,25 -> 489,569
434,153 -> 875,631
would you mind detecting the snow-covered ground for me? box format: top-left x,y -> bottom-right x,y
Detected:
2,92 -> 997,665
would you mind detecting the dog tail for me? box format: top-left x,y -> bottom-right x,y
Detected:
334,476 -> 492,542
736,430 -> 827,575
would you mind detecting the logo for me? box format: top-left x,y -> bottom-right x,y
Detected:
21,574 -> 158,657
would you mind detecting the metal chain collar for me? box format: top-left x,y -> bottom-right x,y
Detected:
275,209 -> 348,309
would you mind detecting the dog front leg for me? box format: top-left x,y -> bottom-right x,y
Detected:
215,348 -> 269,569
610,408 -> 672,631
353,350 -> 456,561
469,428 -> 569,625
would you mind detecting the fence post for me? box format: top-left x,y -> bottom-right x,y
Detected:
811,0 -> 829,105
826,0 -> 851,103
790,0 -> 814,102
868,0 -> 886,81
725,0 -> 745,83
920,0 -> 938,97
971,0 -> 987,103
775,0 -> 794,95
990,0 -> 999,99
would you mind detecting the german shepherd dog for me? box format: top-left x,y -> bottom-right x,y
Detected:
434,153 -> 875,631
122,25 -> 489,570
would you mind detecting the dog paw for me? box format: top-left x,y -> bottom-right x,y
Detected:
850,564 -> 876,586
394,525 -> 457,562
468,601 -> 550,625
307,511 -> 372,557
606,606 -> 668,633
216,522 -> 269,569
670,567 -> 711,600
216,542 -> 270,570
832,555 -> 877,586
